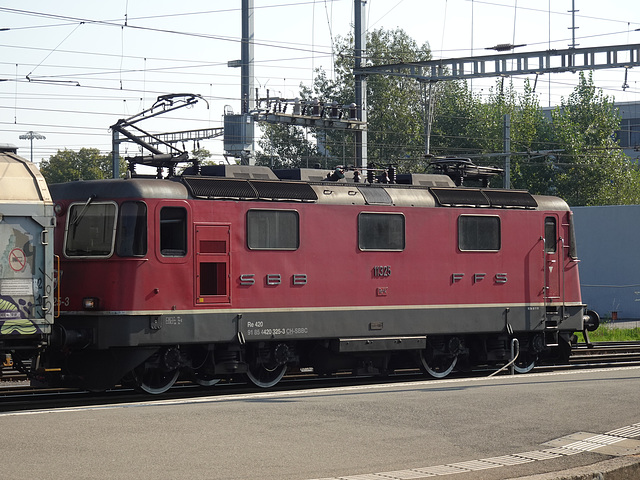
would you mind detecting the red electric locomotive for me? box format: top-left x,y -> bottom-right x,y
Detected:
47,160 -> 598,393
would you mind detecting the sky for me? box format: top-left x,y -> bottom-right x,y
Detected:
1,0 -> 639,165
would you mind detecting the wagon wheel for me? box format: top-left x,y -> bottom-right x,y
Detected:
245,344 -> 287,388
420,351 -> 458,378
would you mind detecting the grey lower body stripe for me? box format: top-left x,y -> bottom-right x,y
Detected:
308,423 -> 640,480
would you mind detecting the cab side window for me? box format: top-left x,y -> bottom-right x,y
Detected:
160,206 -> 187,257
545,217 -> 557,253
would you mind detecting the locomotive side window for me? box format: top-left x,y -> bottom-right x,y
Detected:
545,217 -> 557,253
458,215 -> 500,251
247,210 -> 299,250
358,213 -> 405,251
116,201 -> 147,257
65,202 -> 117,257
160,207 -> 187,257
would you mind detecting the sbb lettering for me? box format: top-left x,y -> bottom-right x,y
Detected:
239,273 -> 308,287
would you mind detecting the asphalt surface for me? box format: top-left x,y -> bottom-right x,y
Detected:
1,366 -> 639,480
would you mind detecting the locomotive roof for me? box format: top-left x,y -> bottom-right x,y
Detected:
48,167 -> 569,212
49,177 -> 189,201
0,150 -> 52,204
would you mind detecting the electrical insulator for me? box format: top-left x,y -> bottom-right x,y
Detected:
330,101 -> 339,118
367,169 -> 374,184
349,103 -> 357,120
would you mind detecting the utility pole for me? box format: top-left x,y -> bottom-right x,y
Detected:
241,0 -> 255,115
240,0 -> 255,165
424,82 -> 436,155
354,0 -> 367,169
503,114 -> 511,189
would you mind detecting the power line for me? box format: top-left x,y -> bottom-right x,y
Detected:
0,6 -> 338,57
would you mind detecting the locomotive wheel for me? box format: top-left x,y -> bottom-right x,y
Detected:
245,344 -> 287,388
513,355 -> 537,374
419,351 -> 458,379
246,361 -> 287,388
131,364 -> 179,394
513,335 -> 542,374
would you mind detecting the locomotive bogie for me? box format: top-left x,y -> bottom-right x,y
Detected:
46,167 -> 591,391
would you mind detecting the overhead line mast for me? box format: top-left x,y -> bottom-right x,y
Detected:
354,0 -> 367,170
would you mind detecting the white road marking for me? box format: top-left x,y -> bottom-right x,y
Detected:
304,427 -> 640,479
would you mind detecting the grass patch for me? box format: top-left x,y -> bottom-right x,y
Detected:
576,321 -> 640,342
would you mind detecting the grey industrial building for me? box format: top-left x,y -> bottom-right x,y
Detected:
615,101 -> 640,163
572,205 -> 640,320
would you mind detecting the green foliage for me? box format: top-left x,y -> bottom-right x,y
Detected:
430,73 -> 640,204
298,27 -> 431,170
255,123 -> 322,168
576,324 -> 640,342
39,148 -> 125,184
258,27 -> 640,206
190,147 -> 215,166
429,81 -> 483,156
549,72 -> 640,205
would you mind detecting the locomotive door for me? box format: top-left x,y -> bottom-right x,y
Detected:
543,215 -> 562,303
195,224 -> 230,304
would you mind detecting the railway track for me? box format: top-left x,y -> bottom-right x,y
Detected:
2,341 -> 640,401
570,341 -> 640,365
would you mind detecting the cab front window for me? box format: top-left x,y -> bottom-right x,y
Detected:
116,201 -> 147,257
64,201 -> 117,257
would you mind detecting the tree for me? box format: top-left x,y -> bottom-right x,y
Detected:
190,147 -> 215,166
40,148 -> 125,184
430,74 -> 640,204
430,80 -> 493,158
550,72 -> 640,205
293,27 -> 431,170
255,123 -> 322,169
430,78 -> 554,189
256,26 -> 640,205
